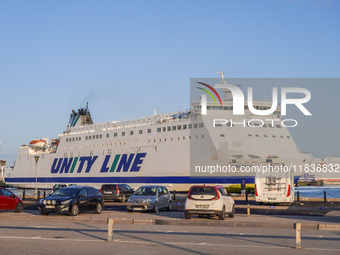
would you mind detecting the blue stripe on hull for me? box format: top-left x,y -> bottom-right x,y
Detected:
5,176 -> 256,184
5,176 -> 301,184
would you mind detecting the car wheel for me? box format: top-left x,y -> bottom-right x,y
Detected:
15,202 -> 23,213
228,205 -> 235,218
167,204 -> 172,211
218,206 -> 225,220
153,205 -> 159,214
94,202 -> 103,214
185,211 -> 191,219
69,204 -> 79,216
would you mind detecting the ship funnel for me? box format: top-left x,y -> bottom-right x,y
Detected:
67,103 -> 93,129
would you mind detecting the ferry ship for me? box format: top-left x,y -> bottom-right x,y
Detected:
3,72 -> 317,190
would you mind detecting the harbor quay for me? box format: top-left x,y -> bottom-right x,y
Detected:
1,199 -> 340,255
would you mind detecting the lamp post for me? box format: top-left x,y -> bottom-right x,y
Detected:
34,156 -> 40,199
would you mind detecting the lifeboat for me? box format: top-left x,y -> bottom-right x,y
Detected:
51,139 -> 60,147
267,155 -> 279,158
29,139 -> 46,149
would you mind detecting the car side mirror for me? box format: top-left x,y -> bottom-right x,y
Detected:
78,194 -> 85,198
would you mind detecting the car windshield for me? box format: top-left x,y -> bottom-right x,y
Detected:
189,187 -> 217,197
134,187 -> 157,196
50,188 -> 78,197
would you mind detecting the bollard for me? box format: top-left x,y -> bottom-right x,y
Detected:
247,204 -> 250,216
22,189 -> 26,201
296,223 -> 302,249
324,191 -> 327,203
297,191 -> 300,202
43,190 -> 46,198
37,191 -> 40,201
245,191 -> 248,202
108,218 -> 114,241
173,190 -> 176,201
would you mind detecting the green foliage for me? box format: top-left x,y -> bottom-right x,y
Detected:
225,184 -> 255,194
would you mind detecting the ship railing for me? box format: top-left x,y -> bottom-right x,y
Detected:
66,115 -> 193,135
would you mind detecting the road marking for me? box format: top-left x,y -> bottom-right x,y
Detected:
0,236 -> 104,242
29,226 -> 57,229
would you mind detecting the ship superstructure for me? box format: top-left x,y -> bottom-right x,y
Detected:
4,73 -> 315,190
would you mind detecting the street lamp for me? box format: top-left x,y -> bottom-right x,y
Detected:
34,156 -> 40,199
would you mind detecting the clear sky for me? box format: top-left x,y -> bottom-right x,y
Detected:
0,0 -> 339,164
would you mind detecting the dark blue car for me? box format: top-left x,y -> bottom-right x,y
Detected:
39,186 -> 104,216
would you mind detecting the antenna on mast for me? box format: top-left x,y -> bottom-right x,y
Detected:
217,69 -> 227,84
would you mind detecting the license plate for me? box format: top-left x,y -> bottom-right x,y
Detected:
196,205 -> 209,209
133,207 -> 143,211
105,191 -> 112,194
46,205 -> 55,209
268,197 -> 277,200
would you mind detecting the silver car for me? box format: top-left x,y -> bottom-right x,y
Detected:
127,185 -> 172,212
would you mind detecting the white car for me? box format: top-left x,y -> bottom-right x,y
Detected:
184,185 -> 235,220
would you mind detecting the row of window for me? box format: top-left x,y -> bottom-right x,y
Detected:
247,134 -> 291,138
157,123 -> 204,132
61,135 -> 206,151
66,123 -> 204,142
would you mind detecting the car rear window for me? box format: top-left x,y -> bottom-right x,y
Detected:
189,187 -> 217,198
101,185 -> 117,191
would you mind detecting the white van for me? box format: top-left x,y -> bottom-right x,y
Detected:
255,165 -> 294,205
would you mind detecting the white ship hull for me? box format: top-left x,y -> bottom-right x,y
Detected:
5,107 -> 314,190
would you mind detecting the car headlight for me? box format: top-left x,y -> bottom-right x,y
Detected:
43,200 -> 47,205
52,200 -> 56,205
61,199 -> 72,205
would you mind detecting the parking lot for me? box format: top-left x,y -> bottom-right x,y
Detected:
1,206 -> 340,255
1,187 -> 340,254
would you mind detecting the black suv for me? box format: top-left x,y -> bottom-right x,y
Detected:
39,186 -> 104,216
100,184 -> 134,202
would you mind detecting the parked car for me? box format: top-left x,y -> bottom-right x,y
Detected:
39,186 -> 103,216
0,187 -> 24,213
127,185 -> 172,212
184,185 -> 235,220
100,184 -> 134,202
